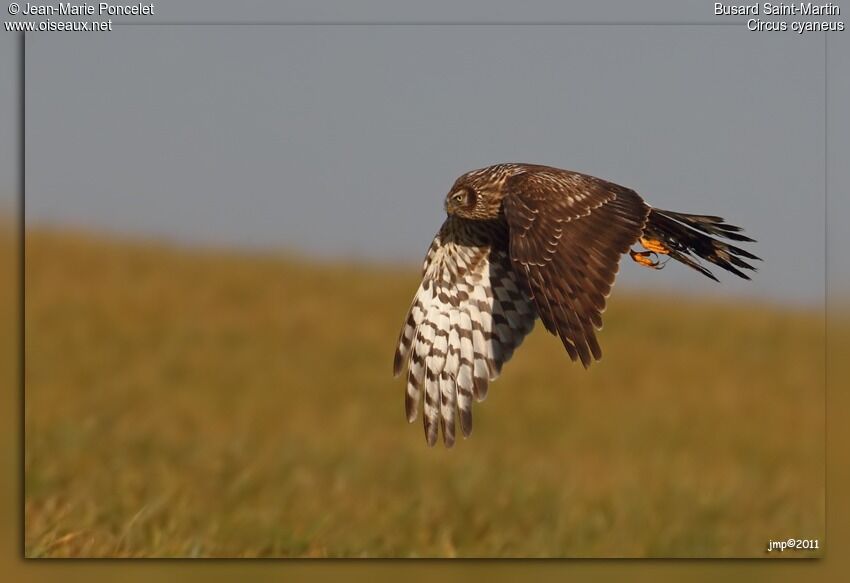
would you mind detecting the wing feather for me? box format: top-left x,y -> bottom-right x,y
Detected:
503,168 -> 649,367
393,217 -> 536,446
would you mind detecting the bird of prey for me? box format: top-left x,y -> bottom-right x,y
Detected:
393,163 -> 760,447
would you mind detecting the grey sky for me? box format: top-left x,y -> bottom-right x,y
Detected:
3,1 -> 849,306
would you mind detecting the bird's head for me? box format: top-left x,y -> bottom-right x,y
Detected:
444,165 -> 517,220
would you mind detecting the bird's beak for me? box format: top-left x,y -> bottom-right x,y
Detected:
445,192 -> 461,215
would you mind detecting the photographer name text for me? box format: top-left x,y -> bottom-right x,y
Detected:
16,2 -> 153,16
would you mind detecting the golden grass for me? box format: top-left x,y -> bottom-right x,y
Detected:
23,227 -> 825,557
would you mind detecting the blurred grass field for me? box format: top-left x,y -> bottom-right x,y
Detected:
23,226 -> 825,558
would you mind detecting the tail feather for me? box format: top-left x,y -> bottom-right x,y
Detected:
656,210 -> 755,242
643,208 -> 761,281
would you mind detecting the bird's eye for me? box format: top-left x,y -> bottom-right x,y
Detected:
453,192 -> 466,203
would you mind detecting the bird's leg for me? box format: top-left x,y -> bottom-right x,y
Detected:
629,237 -> 671,270
639,236 -> 670,256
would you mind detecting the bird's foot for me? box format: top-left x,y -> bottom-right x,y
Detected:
629,249 -> 664,269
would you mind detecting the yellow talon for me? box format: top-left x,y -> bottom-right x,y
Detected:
629,249 -> 660,269
639,236 -> 670,255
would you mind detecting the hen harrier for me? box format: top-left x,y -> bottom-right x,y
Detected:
393,163 -> 759,447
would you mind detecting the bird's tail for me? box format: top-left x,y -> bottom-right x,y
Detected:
631,208 -> 761,281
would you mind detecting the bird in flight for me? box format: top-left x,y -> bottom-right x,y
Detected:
393,163 -> 760,447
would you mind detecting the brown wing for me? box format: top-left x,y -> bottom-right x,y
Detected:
393,217 -> 536,447
502,168 -> 649,367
